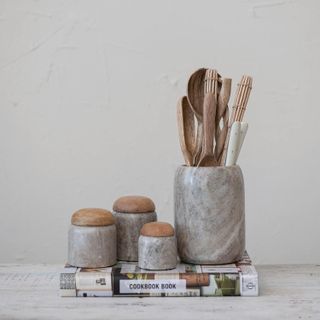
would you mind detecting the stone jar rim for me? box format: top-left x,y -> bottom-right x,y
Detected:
178,164 -> 240,170
139,234 -> 175,239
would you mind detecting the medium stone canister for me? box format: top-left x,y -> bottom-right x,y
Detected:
138,222 -> 177,270
113,195 -> 157,261
174,165 -> 245,264
68,208 -> 117,268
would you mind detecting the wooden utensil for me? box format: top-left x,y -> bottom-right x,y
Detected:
177,96 -> 196,166
220,75 -> 253,165
214,78 -> 231,164
198,69 -> 219,167
187,68 -> 207,165
233,76 -> 252,122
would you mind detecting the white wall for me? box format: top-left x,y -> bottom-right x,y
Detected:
0,0 -> 319,264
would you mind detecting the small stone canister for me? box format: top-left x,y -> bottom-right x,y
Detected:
174,165 -> 245,264
68,208 -> 117,268
113,195 -> 157,261
138,222 -> 177,270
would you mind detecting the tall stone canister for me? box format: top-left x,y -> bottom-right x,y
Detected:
174,165 -> 245,264
113,195 -> 157,261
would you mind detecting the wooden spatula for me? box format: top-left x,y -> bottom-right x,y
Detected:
198,69 -> 219,167
177,96 -> 196,166
198,92 -> 218,166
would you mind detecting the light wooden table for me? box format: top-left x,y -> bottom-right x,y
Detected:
0,264 -> 319,319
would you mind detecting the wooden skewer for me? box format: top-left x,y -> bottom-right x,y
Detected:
233,81 -> 246,121
238,77 -> 252,121
236,76 -> 252,121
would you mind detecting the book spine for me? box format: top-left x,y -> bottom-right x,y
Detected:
113,272 -> 187,296
60,268 -> 258,297
75,271 -> 113,297
239,265 -> 259,296
60,269 -> 114,297
113,272 -> 240,297
200,273 -> 240,296
60,272 -> 77,297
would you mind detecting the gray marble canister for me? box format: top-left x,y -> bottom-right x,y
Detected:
113,196 -> 157,261
174,165 -> 245,264
138,222 -> 177,270
68,208 -> 117,268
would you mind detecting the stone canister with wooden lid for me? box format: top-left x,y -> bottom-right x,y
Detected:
68,208 -> 117,268
138,222 -> 177,270
112,195 -> 157,261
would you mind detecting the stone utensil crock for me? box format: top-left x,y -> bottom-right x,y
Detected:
174,165 -> 245,264
113,195 -> 157,261
68,208 -> 117,268
138,222 -> 177,270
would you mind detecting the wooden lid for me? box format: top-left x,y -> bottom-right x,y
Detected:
113,195 -> 155,213
71,208 -> 114,226
140,222 -> 174,237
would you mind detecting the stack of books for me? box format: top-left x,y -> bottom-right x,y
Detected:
60,251 -> 258,297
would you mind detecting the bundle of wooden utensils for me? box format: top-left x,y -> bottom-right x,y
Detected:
177,68 -> 253,167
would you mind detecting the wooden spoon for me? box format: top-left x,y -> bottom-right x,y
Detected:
177,96 -> 196,166
187,68 -> 207,165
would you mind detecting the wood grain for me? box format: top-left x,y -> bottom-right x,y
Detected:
198,92 -> 218,166
176,96 -> 196,166
187,68 -> 206,119
140,221 -> 175,237
215,78 -> 231,164
220,75 -> 253,165
113,195 -> 155,213
198,69 -> 218,167
187,68 -> 207,166
71,208 -> 114,226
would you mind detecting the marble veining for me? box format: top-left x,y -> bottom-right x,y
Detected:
113,212 -> 157,261
138,235 -> 177,270
68,225 -> 117,268
174,165 -> 245,264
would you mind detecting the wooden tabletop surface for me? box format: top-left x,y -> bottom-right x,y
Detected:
0,264 -> 319,319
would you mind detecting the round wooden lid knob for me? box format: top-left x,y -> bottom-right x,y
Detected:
113,195 -> 155,213
71,208 -> 115,226
140,222 -> 175,237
